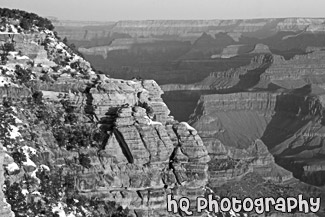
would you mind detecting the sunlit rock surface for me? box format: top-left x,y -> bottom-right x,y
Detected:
0,11 -> 213,217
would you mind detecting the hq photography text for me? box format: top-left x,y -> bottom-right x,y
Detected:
167,194 -> 321,215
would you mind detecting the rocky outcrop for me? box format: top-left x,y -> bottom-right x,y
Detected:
188,88 -> 325,200
65,115 -> 209,215
250,43 -> 271,54
0,17 -> 213,216
53,20 -> 116,41
189,90 -> 324,148
0,143 -> 14,217
50,78 -> 210,215
259,50 -> 325,89
2,75 -> 211,215
193,92 -> 277,116
163,49 -> 325,93
79,38 -> 163,59
211,44 -> 252,59
2,10 -> 325,216
189,92 -> 295,184
162,54 -> 273,92
276,18 -> 325,32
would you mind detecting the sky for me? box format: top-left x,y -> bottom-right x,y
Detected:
0,0 -> 325,21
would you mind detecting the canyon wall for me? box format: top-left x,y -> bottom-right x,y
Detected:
56,18 -> 325,40
37,78 -> 211,216
54,18 -> 325,85
189,90 -> 325,197
0,18 -> 214,216
1,12 -> 324,216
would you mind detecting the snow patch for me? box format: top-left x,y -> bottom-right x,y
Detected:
31,191 -> 41,196
10,25 -> 18,34
11,106 -> 17,113
72,54 -> 82,62
23,158 -> 37,168
180,122 -> 196,131
144,116 -> 162,126
8,51 -> 18,56
0,66 -> 15,75
52,202 -> 67,217
11,114 -> 23,124
0,24 -> 19,34
8,125 -> 21,139
21,145 -> 38,174
40,164 -> 50,171
127,80 -> 137,85
21,189 -> 29,196
80,206 -> 91,216
0,76 -> 12,87
22,145 -> 37,155
16,55 -> 30,60
6,162 -> 19,172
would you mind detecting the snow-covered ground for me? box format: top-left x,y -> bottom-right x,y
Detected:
144,116 -> 162,126
180,122 -> 196,131
8,124 -> 21,139
0,76 -> 12,87
0,24 -> 20,34
6,162 -> 19,173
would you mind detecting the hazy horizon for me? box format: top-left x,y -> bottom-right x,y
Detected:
0,0 -> 325,21
53,16 -> 325,22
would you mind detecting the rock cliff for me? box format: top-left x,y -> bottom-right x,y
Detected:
189,90 -> 325,210
1,9 -> 324,216
159,42 -> 325,215
54,18 -> 325,85
162,49 -> 325,93
258,50 -> 325,89
55,16 -> 325,215
0,10 -> 213,216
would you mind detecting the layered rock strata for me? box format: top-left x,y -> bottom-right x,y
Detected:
48,79 -> 211,216
56,18 -> 325,40
0,24 -> 212,216
259,50 -> 325,89
189,90 -> 325,191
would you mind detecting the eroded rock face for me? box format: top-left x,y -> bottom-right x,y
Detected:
188,89 -> 325,192
161,54 -> 273,92
258,50 -> 325,89
0,143 -> 14,217
67,80 -> 210,216
2,11 -> 325,216
162,49 -> 325,93
54,18 -> 325,86
0,51 -> 210,216
157,41 -> 325,214
250,43 -> 271,54
189,92 -> 294,184
31,77 -> 211,216
186,88 -> 325,215
0,17 -> 212,216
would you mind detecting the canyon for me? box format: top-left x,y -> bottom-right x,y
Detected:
53,17 -> 325,216
0,9 -> 324,216
54,18 -> 325,84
